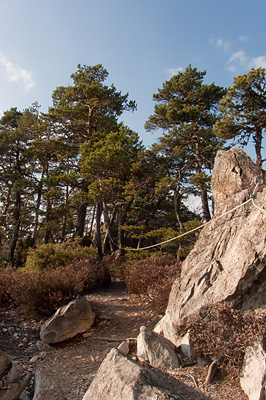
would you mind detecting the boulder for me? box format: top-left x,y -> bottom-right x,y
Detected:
82,348 -> 210,400
155,149 -> 266,345
240,339 -> 266,400
137,326 -> 179,369
40,295 -> 95,344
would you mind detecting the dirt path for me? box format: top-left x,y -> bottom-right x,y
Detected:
0,282 -> 247,400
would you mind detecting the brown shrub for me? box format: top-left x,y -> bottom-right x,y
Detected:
188,303 -> 266,371
0,266 -> 20,306
13,257 -> 110,317
124,253 -> 181,314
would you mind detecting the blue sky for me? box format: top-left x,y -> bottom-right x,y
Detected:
0,0 -> 266,162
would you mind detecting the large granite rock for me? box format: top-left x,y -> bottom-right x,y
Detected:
240,339 -> 266,400
82,348 -> 210,400
40,295 -> 95,344
155,149 -> 266,345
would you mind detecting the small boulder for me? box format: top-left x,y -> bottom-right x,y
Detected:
137,326 -> 179,369
40,295 -> 95,344
177,331 -> 196,363
4,362 -> 26,385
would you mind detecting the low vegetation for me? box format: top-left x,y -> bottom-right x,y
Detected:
124,253 -> 181,314
188,303 -> 266,372
0,256 -> 110,317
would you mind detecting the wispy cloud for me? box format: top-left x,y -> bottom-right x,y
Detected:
239,36 -> 249,42
210,36 -> 266,75
209,38 -> 231,52
0,52 -> 36,91
250,56 -> 266,69
166,67 -> 183,77
226,50 -> 266,73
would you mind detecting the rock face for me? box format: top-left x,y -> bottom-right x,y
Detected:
155,149 -> 266,345
40,295 -> 95,344
240,339 -> 266,400
82,348 -> 210,400
137,326 -> 179,369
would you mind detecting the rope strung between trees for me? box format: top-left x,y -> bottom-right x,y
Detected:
109,176 -> 266,252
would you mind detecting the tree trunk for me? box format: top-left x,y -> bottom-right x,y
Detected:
61,184 -> 69,242
44,196 -> 51,244
200,188 -> 211,222
195,138 -> 211,222
93,202 -> 103,258
88,205 -> 96,237
102,202 -> 117,254
32,173 -> 44,241
74,203 -> 87,238
255,129 -> 263,173
116,198 -> 134,258
173,188 -> 184,229
7,191 -> 21,266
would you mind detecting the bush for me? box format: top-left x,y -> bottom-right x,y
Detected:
102,254 -> 128,280
25,238 -> 97,271
0,266 -> 20,306
124,254 -> 181,314
188,303 -> 266,371
20,257 -> 110,317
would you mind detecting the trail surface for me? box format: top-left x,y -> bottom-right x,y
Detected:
0,282 -> 247,399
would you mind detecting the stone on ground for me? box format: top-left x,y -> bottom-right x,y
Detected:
137,325 -> 179,369
40,295 -> 95,344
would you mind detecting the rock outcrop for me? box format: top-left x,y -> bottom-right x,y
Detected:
40,295 -> 95,344
155,149 -> 266,345
211,148 -> 261,209
82,348 -> 211,400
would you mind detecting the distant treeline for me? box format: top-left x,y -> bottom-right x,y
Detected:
0,64 -> 265,265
